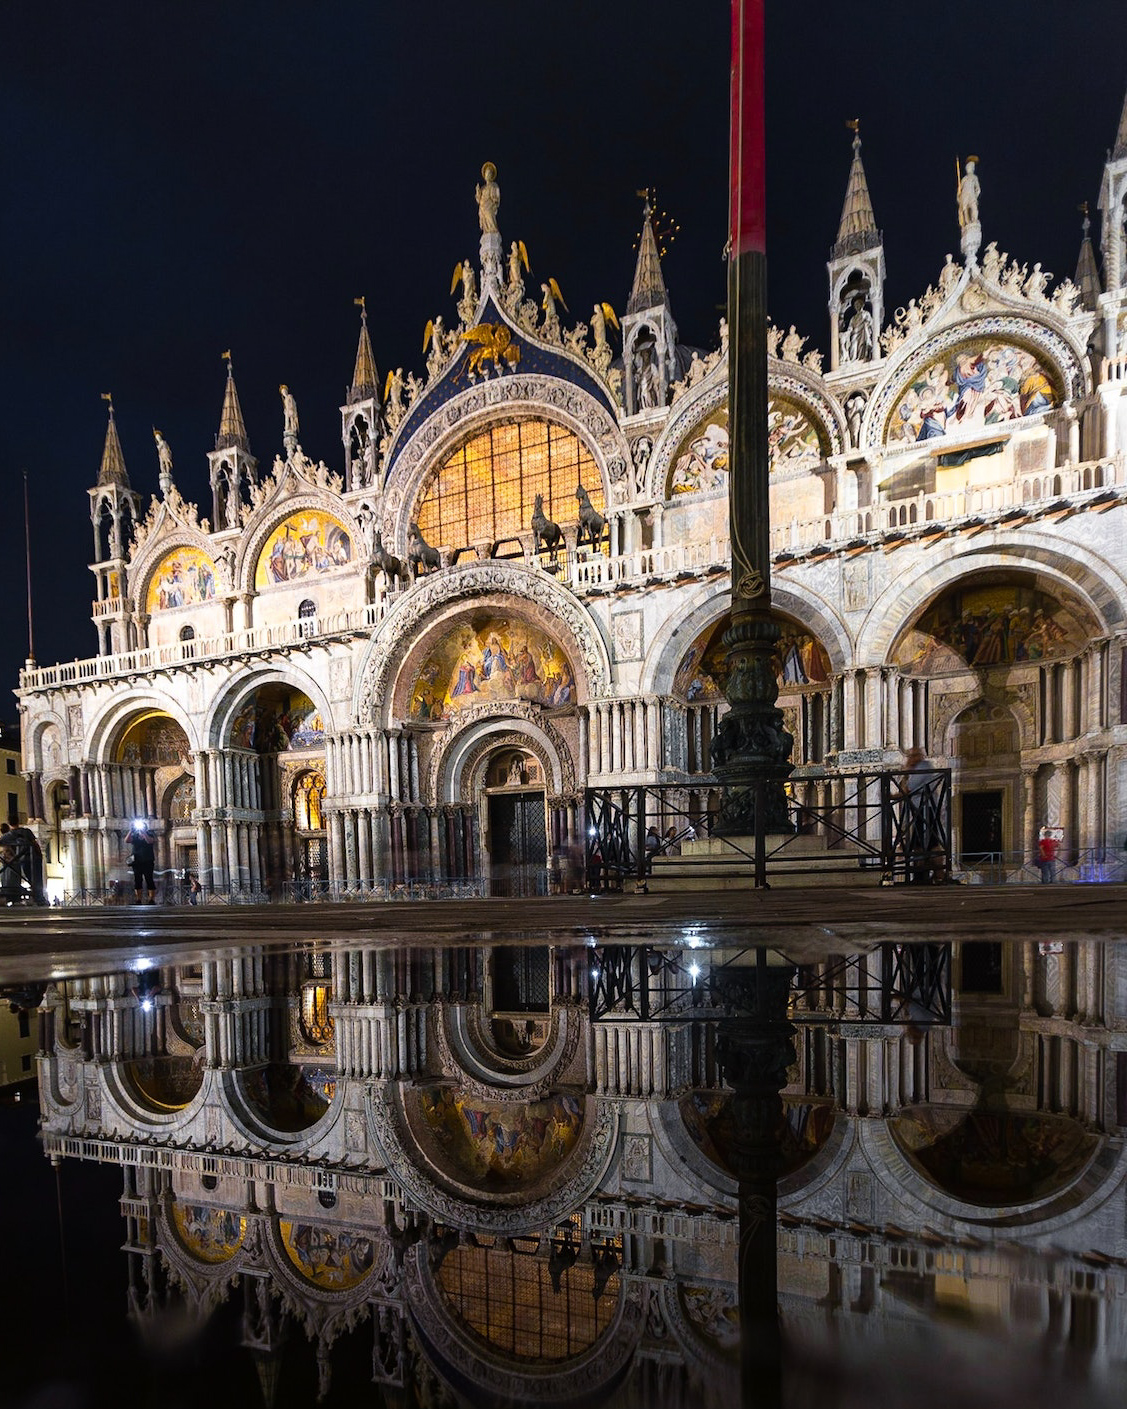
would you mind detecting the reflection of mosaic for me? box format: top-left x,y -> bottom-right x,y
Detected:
280,1221 -> 375,1290
681,1285 -> 739,1352
891,1107 -> 1096,1205
669,401 -> 822,495
116,714 -> 190,766
418,1086 -> 583,1189
894,584 -> 1088,675
673,614 -> 831,701
244,1064 -> 336,1132
231,691 -> 324,750
172,1203 -> 245,1263
146,547 -> 217,612
409,616 -> 575,721
681,1092 -> 835,1177
887,340 -> 1057,444
255,511 -> 351,588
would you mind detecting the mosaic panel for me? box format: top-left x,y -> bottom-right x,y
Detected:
886,339 -> 1058,445
893,583 -> 1091,675
145,547 -> 217,612
673,612 -> 831,701
280,1221 -> 376,1290
417,1087 -> 583,1189
172,1204 -> 246,1263
409,615 -> 575,721
255,510 -> 352,588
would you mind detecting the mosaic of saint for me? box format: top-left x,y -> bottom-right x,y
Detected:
669,401 -> 821,495
673,613 -> 832,701
417,1087 -> 583,1189
280,1221 -> 376,1290
146,547 -> 217,612
116,714 -> 190,767
409,616 -> 575,721
172,1204 -> 246,1263
231,691 -> 324,750
893,583 -> 1089,675
254,510 -> 351,588
888,340 -> 1058,445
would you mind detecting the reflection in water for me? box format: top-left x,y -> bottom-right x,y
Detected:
5,936 -> 1127,1405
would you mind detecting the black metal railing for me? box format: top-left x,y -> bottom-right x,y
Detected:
588,941 -> 951,1027
584,768 -> 952,890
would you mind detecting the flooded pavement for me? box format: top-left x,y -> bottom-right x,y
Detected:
2,918 -> 1127,1407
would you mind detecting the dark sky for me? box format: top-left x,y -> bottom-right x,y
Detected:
3,1 -> 1126,699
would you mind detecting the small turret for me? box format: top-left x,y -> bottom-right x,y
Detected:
1098,84 -> 1127,293
207,353 -> 257,532
342,296 -> 380,492
827,121 -> 884,372
1075,202 -> 1102,312
87,394 -> 142,656
621,196 -> 679,416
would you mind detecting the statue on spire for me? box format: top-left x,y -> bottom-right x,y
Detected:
475,161 -> 500,235
957,156 -> 982,264
279,384 -> 299,456
153,429 -> 174,496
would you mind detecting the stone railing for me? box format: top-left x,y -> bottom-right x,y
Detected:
770,457 -> 1124,554
566,535 -> 730,590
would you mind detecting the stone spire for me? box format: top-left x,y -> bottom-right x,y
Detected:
833,122 -> 880,257
626,200 -> 670,316
97,393 -> 130,486
1075,203 -> 1102,311
216,352 -> 250,452
349,297 -> 378,404
1115,84 -> 1127,160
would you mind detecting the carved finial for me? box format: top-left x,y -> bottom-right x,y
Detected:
101,391 -> 114,415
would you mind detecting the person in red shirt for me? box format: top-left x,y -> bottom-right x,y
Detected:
1037,825 -> 1060,883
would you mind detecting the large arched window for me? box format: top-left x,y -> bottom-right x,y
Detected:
414,420 -> 603,555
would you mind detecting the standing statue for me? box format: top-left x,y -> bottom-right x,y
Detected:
844,390 -> 867,449
508,240 -> 529,288
153,428 -> 174,491
476,161 -> 500,235
459,259 -> 477,319
591,301 -> 619,355
841,295 -> 874,363
957,157 -> 980,229
279,384 -> 299,438
384,367 -> 405,426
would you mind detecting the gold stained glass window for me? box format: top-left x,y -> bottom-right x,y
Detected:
415,420 -> 605,554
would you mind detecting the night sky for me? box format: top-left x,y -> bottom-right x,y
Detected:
3,1 -> 1126,700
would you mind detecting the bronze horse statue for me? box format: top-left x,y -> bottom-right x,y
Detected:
531,493 -> 562,554
407,521 -> 442,577
371,530 -> 410,586
575,484 -> 605,550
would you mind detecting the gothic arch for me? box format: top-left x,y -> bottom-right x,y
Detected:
383,376 -> 630,541
642,576 -> 852,696
204,665 -> 335,752
855,536 -> 1120,667
355,561 -> 612,728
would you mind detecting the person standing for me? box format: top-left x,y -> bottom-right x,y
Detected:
125,823 -> 156,904
1037,825 -> 1060,883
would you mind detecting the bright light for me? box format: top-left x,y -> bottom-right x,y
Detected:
590,967 -> 600,981
588,827 -> 597,837
140,999 -> 153,1013
134,958 -> 152,972
688,962 -> 701,982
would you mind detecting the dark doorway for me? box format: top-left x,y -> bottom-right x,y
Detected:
493,947 -> 550,1012
960,789 -> 1003,856
301,836 -> 329,893
488,791 -> 547,897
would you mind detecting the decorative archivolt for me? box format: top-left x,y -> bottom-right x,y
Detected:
428,713 -> 576,804
84,691 -> 199,767
355,561 -> 612,727
203,664 -> 335,752
644,363 -> 846,501
382,373 -> 631,534
863,314 -> 1090,453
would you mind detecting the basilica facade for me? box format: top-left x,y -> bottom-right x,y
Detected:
15,105 -> 1127,897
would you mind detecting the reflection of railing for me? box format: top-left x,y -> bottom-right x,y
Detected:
281,878 -> 485,904
585,769 -> 952,890
587,942 -> 951,1026
954,849 -> 1127,885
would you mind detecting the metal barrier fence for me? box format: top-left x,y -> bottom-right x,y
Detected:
585,769 -> 952,890
953,849 -> 1127,885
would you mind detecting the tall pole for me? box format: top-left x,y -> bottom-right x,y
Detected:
714,0 -> 793,842
23,468 -> 35,668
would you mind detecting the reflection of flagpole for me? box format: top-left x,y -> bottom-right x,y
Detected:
23,469 -> 35,667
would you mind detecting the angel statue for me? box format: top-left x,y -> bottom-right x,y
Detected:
476,161 -> 500,235
508,240 -> 529,288
383,367 -> 405,427
451,259 -> 478,323
423,317 -> 448,381
591,301 -> 619,355
541,277 -> 566,341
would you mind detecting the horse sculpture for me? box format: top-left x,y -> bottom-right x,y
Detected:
531,493 -> 562,555
407,521 -> 442,578
575,484 -> 606,550
371,530 -> 410,586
